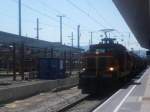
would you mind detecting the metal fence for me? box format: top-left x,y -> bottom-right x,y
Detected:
0,42 -> 82,80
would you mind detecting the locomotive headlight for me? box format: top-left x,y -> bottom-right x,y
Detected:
96,51 -> 99,55
109,67 -> 114,72
82,68 -> 86,71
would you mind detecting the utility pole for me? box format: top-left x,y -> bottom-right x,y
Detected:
13,43 -> 16,81
71,32 -> 73,47
57,15 -> 65,44
90,32 -> 93,45
36,18 -> 39,40
35,18 -> 42,40
20,43 -> 24,80
68,32 -> 74,47
18,0 -> 24,80
77,25 -> 80,48
89,39 -> 91,46
19,0 -> 22,37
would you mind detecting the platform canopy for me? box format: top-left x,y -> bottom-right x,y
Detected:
113,0 -> 150,49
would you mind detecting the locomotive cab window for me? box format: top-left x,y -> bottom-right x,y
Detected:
94,48 -> 113,53
96,49 -> 106,53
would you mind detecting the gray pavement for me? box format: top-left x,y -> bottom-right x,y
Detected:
0,87 -> 85,112
93,68 -> 150,112
0,76 -> 78,103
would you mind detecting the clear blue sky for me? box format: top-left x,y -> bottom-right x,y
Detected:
0,0 -> 144,50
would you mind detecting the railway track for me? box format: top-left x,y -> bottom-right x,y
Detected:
56,74 -> 140,112
57,94 -> 89,112
57,89 -> 119,112
0,73 -> 143,112
58,96 -> 102,112
0,87 -> 89,112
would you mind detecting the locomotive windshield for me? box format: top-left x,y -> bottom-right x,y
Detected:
90,47 -> 113,53
96,48 -> 106,53
96,48 -> 113,53
89,38 -> 118,53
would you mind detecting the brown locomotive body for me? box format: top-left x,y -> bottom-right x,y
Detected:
79,38 -> 146,93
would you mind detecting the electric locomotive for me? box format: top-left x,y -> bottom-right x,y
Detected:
79,38 -> 140,93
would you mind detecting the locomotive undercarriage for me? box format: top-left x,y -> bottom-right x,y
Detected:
79,70 -> 132,94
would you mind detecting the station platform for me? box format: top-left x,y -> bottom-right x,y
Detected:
0,76 -> 78,104
93,67 -> 150,112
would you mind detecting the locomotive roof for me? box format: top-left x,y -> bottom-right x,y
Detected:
90,42 -> 127,51
89,38 -> 127,52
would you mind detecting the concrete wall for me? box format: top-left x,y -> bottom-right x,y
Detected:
0,77 -> 79,104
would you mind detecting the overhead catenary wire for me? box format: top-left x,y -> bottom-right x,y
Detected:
65,0 -> 122,42
38,0 -> 63,14
10,0 -> 106,35
34,0 -> 78,30
85,0 -> 113,28
37,0 -> 91,31
3,0 -> 60,30
10,0 -> 77,30
84,0 -> 127,37
10,0 -> 58,23
65,0 -> 107,29
8,0 -> 134,47
36,0 -> 71,25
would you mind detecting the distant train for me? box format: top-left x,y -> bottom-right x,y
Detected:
79,38 -> 147,94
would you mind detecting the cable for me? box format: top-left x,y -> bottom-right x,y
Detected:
85,0 -> 112,27
10,0 -> 78,30
65,0 -> 120,42
85,0 -> 126,37
38,0 -> 62,14
65,0 -> 107,28
13,0 -> 58,22
31,1 -> 76,30
37,0 -> 89,30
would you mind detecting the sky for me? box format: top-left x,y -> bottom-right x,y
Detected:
0,0 -> 145,50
